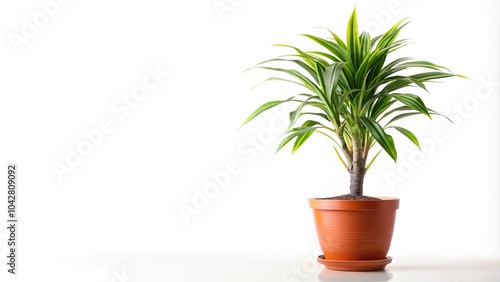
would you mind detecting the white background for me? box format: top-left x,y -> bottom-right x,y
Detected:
0,0 -> 498,277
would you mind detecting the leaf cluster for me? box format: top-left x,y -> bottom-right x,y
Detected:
243,8 -> 463,171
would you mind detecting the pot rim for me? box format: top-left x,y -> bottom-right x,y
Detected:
309,197 -> 399,211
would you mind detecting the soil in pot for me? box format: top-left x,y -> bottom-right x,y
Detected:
319,194 -> 381,200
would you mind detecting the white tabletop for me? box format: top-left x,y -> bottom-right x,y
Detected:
10,255 -> 500,282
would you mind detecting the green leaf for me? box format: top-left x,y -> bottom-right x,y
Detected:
359,117 -> 397,161
324,28 -> 347,49
365,150 -> 381,171
276,125 -> 318,153
251,77 -> 313,91
347,7 -> 361,68
391,126 -> 420,149
397,60 -> 451,72
376,18 -> 409,50
241,99 -> 297,127
301,34 -> 349,63
428,108 -> 453,123
323,62 -> 346,104
392,93 -> 431,118
257,57 -> 320,83
333,146 -> 348,170
378,105 -> 411,121
380,77 -> 415,93
384,108 -> 452,126
292,120 -> 319,153
254,66 -> 322,94
287,96 -> 316,130
370,34 -> 383,48
370,96 -> 396,119
298,112 -> 330,122
359,32 -> 371,61
386,112 -> 421,126
411,72 -> 458,82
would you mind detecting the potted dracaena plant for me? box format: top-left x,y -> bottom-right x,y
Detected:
241,8 -> 463,271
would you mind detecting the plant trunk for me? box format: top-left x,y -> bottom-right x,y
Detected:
349,161 -> 366,196
349,133 -> 366,196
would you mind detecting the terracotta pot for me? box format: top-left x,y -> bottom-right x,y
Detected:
309,197 -> 399,261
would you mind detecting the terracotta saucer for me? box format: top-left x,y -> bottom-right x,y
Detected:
317,255 -> 392,271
